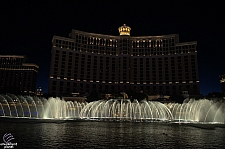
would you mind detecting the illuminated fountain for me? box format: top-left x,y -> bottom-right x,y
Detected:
80,99 -> 173,122
42,97 -> 86,119
166,98 -> 225,124
0,94 -> 86,120
0,94 -> 224,125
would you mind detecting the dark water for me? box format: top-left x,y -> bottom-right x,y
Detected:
0,121 -> 225,148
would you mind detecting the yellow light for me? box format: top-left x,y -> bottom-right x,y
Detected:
118,24 -> 131,36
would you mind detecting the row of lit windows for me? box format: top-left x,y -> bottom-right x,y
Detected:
132,40 -> 165,48
53,58 -> 197,78
50,74 -> 197,82
0,58 -> 25,64
50,77 -> 199,84
51,82 -> 199,91
53,45 -> 197,57
53,64 -> 197,73
52,49 -> 197,60
53,38 -> 196,55
0,67 -> 38,73
50,82 -> 199,95
73,34 -> 176,46
53,68 -> 197,79
54,38 -> 195,51
52,83 -> 199,91
53,56 -> 196,69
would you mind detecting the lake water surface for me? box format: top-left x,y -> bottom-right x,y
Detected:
0,121 -> 225,148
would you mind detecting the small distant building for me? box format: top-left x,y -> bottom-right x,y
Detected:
0,55 -> 39,94
36,87 -> 43,96
181,90 -> 189,99
220,73 -> 225,97
62,97 -> 86,103
148,94 -> 170,101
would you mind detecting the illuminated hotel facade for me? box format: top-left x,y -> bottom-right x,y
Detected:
49,24 -> 200,96
0,55 -> 39,94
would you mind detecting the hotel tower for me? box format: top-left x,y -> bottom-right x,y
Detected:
49,24 -> 200,96
0,55 -> 39,94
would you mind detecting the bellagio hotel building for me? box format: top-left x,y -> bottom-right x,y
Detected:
49,24 -> 200,96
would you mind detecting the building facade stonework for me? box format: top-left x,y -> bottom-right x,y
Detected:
49,24 -> 200,96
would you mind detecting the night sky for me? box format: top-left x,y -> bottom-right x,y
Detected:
1,1 -> 225,95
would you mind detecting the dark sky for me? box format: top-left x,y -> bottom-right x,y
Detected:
1,1 -> 225,95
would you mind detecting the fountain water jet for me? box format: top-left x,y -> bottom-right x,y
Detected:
80,99 -> 173,122
166,98 -> 225,123
0,95 -> 12,117
0,94 -> 87,120
0,94 -> 224,125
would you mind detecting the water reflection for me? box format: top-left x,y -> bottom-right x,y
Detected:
0,122 -> 224,148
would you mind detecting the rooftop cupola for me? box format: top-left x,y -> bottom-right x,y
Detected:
118,24 -> 131,36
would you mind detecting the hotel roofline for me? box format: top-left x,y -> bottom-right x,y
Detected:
0,55 -> 25,58
52,33 -> 197,47
71,29 -> 179,39
22,63 -> 39,68
51,28 -> 197,46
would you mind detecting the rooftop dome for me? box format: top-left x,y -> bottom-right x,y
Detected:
118,24 -> 131,36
